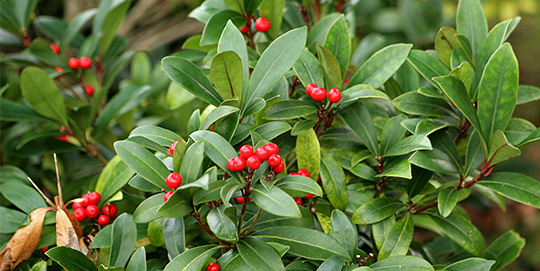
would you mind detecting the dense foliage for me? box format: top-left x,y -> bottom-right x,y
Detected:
1,0 -> 540,270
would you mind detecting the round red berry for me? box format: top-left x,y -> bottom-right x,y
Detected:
236,197 -> 245,204
264,143 -> 279,155
254,147 -> 270,161
311,87 -> 327,101
88,192 -> 101,205
289,172 -> 299,175
297,168 -> 310,177
79,56 -> 92,69
239,144 -> 254,159
84,85 -> 94,96
305,193 -> 313,199
41,247 -> 49,254
103,203 -> 117,217
57,135 -> 69,142
227,158 -> 237,171
50,44 -> 60,54
246,156 -> 261,170
240,24 -> 249,33
164,191 -> 174,202
233,157 -> 246,171
294,198 -> 303,205
68,58 -> 79,69
166,172 -> 182,189
267,154 -> 282,168
254,17 -> 270,32
54,67 -> 63,73
328,88 -> 341,103
73,208 -> 86,222
81,194 -> 90,207
207,262 -> 220,271
306,83 -> 317,96
97,215 -> 110,225
274,162 -> 285,173
72,201 -> 83,210
86,204 -> 100,218
169,140 -> 182,155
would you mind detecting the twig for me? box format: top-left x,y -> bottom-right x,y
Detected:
242,208 -> 261,236
54,153 -> 63,208
27,177 -> 56,208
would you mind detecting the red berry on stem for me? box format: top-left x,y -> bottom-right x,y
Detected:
227,158 -> 237,171
328,88 -> 342,103
254,17 -> 270,32
41,247 -> 49,254
164,191 -> 174,202
88,192 -> 101,205
84,85 -> 94,96
239,144 -> 254,159
235,197 -> 245,204
97,215 -> 110,225
305,193 -> 313,199
274,162 -> 285,173
68,58 -> 79,69
169,140 -> 182,155
240,24 -> 249,33
297,168 -> 310,177
246,156 -> 261,170
79,56 -> 92,69
254,147 -> 270,161
72,201 -> 83,210
57,135 -> 69,142
86,204 -> 100,218
311,87 -> 327,101
294,198 -> 303,205
264,143 -> 279,155
50,44 -> 60,54
81,194 -> 90,207
268,154 -> 282,168
73,208 -> 86,222
54,67 -> 63,73
289,172 -> 299,176
166,172 -> 183,189
233,157 -> 246,171
103,203 -> 117,217
305,83 -> 317,96
207,262 -> 220,271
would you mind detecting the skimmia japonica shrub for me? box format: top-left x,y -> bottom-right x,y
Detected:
1,0 -> 540,270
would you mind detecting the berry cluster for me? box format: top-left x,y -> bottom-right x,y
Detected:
305,83 -> 342,103
240,16 -> 270,33
68,57 -> 92,70
227,143 -> 284,173
289,169 -> 314,200
163,172 -> 183,202
71,192 -> 117,226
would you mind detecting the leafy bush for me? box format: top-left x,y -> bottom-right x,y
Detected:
1,0 -> 540,270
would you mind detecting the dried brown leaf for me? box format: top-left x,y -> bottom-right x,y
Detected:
55,209 -> 81,251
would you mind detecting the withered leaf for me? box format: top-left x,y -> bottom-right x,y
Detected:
56,209 -> 81,251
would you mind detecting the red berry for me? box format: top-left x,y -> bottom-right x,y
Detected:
73,208 -> 86,221
72,201 -> 83,210
240,24 -> 249,33
234,157 -> 246,171
81,194 -> 90,207
54,67 -> 64,74
297,168 -> 310,177
274,162 -> 285,173
166,172 -> 183,189
68,58 -> 79,69
79,56 -> 92,69
88,192 -> 101,205
41,247 -> 49,254
207,262 -> 220,271
306,83 -> 317,96
246,156 -> 261,170
50,44 -> 60,54
254,147 -> 270,161
164,191 -> 174,202
268,154 -> 282,168
305,193 -> 313,199
97,215 -> 110,225
254,17 -> 270,32
236,197 -> 245,204
169,140 -> 182,155
311,87 -> 327,101
227,158 -> 237,171
289,172 -> 299,175
264,143 -> 279,155
84,85 -> 94,96
57,135 -> 69,142
239,145 -> 254,159
86,204 -> 100,218
345,80 -> 350,85
103,203 -> 117,217
328,88 -> 342,103
294,198 -> 303,205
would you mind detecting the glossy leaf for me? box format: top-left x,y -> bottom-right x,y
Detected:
133,194 -> 163,223
163,218 -> 185,259
352,197 -> 404,224
211,51 -> 243,101
340,101 -> 379,155
370,256 -> 433,270
263,100 -> 318,120
443,258 -> 494,271
486,130 -> 520,166
293,49 -> 325,88
296,129 -> 320,181
259,0 -> 285,38
237,237 -> 285,271
486,230 -> 525,270
254,121 -> 292,141
95,156 -> 135,203
46,247 -> 98,271
323,15 -> 351,76
307,13 -> 341,51
157,191 -> 192,218
317,45 -> 342,90
410,132 -> 462,174
478,172 -> 540,208
207,206 -> 238,242
277,175 -> 323,198
331,210 -> 357,257
376,158 -> 412,179
383,135 -> 432,157
163,245 -> 220,271
109,214 -> 137,268
456,0 -> 487,60
317,256 -> 345,271
97,1 -> 130,56
0,207 -> 26,234
435,27 -> 461,68
252,185 -> 301,218
380,115 -> 407,156
0,182 -> 46,213
393,92 -> 454,117
61,9 -> 97,49
190,131 -> 240,179
320,152 -> 348,210
407,50 -> 450,87
218,21 -> 249,94
126,247 -> 147,271
428,211 -> 485,256
378,214 -> 414,260
517,85 -> 540,105
201,10 -> 244,46
438,187 -> 459,218
129,126 -> 183,147
372,216 -> 396,250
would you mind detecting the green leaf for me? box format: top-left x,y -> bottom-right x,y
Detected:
477,172 -> 540,208
380,115 -> 407,156
252,185 -> 301,218
376,158 -> 412,179
407,50 -> 451,88
129,175 -> 161,192
61,9 -> 97,49
207,206 -> 238,242
296,129 -> 320,181
148,218 -> 165,247
316,45 -> 342,90
95,156 -> 135,203
163,245 -> 220,271
178,140 -> 205,186
505,118 -> 537,145
162,56 -> 223,106
456,0 -> 487,60
372,216 -> 396,250
517,85 -> 540,105
393,92 -> 454,117
46,247 -> 98,271
443,258 -> 494,271
464,131 -> 484,176
339,101 -> 379,156
349,44 -> 413,89
252,226 -> 349,260
351,33 -> 387,67
291,120 -> 317,136
320,152 -> 348,210
0,98 -> 49,122
243,27 -> 307,116
98,1 -> 131,56
218,21 -> 249,95
259,0 -> 285,38
438,187 -> 459,218
276,175 -> 323,198
0,206 -> 26,234
486,130 -> 520,166
378,214 -> 414,260
163,218 -> 185,259
339,84 -> 389,108
190,131 -> 240,179
109,214 -> 137,268
201,10 -> 244,46
211,51 -> 243,101
349,163 -> 377,181
409,132 -> 463,174
129,126 -> 183,147
384,135 -> 432,157
477,44 -> 519,146
486,230 -> 525,270
352,197 -> 404,225
89,225 -> 112,249
254,122 -> 292,141
0,182 -> 46,213
263,100 -> 318,120
133,194 -> 163,223
370,256 -> 433,270
20,67 -> 68,126
157,191 -> 192,218
131,52 -> 151,85
237,237 -> 285,271
331,210 -> 357,258
428,211 -> 485,256
435,27 -> 461,68
293,49 -> 325,88
323,15 -> 351,76
317,256 -> 345,271
114,141 -> 169,190
126,247 -> 147,271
